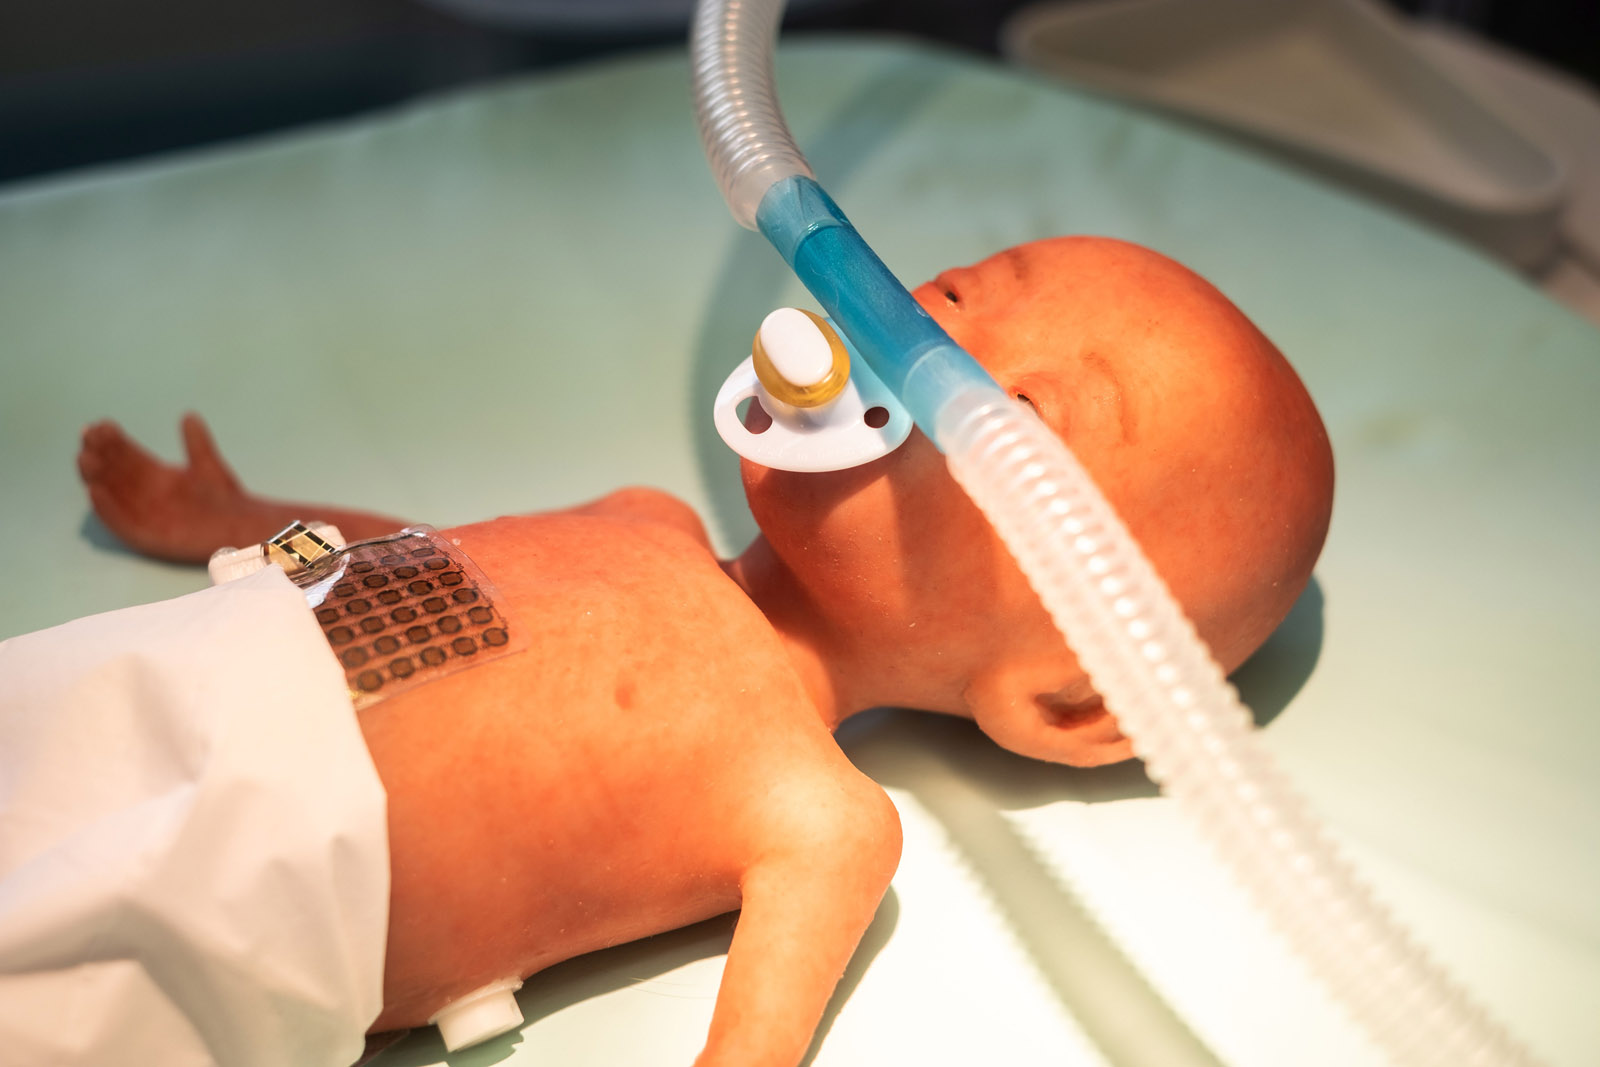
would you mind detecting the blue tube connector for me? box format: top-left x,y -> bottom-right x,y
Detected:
754,175 -> 1006,447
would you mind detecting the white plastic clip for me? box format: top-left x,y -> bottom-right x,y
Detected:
428,977 -> 525,1052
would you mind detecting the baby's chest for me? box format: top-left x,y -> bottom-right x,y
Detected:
380,624 -> 827,850
510,681 -> 833,855
483,584 -> 822,777
455,705 -> 836,943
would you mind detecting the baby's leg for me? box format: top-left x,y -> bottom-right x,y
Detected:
79,414 -> 409,563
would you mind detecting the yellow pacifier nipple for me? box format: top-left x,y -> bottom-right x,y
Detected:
751,307 -> 851,408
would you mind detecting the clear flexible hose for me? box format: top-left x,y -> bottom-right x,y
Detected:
690,0 -> 813,229
689,2 -> 1544,1063
936,391 -> 1539,1067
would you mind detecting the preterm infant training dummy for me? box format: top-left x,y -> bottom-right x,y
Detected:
74,236 -> 1334,1065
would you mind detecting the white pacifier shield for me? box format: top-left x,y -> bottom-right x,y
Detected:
713,330 -> 913,473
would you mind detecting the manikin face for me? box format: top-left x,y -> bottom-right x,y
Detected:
743,237 -> 1334,766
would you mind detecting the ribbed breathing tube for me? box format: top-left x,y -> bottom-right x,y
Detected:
690,2 -> 1543,1065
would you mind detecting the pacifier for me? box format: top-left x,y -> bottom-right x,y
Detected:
713,307 -> 913,472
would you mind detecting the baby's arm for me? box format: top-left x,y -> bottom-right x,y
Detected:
78,415 -> 714,564
700,777 -> 902,1067
79,414 -> 409,563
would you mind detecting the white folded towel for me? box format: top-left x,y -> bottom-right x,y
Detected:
0,567 -> 389,1067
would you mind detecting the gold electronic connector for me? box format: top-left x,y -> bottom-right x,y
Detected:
264,521 -> 340,576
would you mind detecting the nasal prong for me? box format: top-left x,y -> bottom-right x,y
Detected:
751,307 -> 851,408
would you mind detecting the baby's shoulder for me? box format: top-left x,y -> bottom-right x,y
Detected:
444,503 -> 759,655
444,490 -> 721,586
734,751 -> 903,874
560,487 -> 714,552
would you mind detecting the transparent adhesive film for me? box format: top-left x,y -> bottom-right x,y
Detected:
292,525 -> 523,708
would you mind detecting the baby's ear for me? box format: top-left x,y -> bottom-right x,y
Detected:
963,660 -> 1134,768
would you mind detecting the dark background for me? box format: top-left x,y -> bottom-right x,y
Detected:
2,0 -> 1596,187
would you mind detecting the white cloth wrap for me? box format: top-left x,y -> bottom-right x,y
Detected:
0,567 -> 390,1067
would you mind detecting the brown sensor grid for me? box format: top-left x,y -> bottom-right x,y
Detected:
289,525 -> 517,708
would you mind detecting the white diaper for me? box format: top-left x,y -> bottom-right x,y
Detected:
0,567 -> 389,1067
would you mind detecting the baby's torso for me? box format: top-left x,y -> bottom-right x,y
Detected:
355,511 -> 861,1028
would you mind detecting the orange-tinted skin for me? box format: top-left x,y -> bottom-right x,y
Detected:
78,237 -> 1333,1066
361,503 -> 902,1062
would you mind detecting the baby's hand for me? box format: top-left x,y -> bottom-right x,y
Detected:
78,414 -> 251,563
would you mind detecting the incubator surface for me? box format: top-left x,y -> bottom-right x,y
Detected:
0,37 -> 1595,1067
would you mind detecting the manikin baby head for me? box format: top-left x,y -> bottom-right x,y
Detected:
741,236 -> 1335,766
